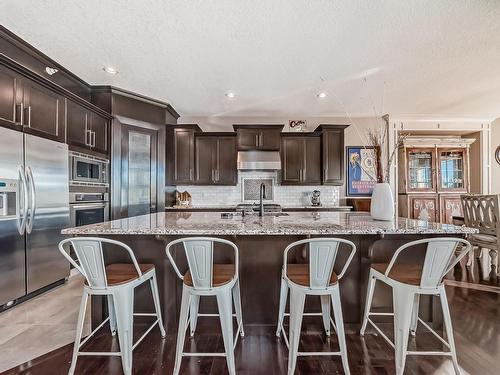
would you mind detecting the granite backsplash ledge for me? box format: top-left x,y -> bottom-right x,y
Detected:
169,171 -> 340,207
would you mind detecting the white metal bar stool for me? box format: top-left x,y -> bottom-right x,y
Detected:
360,237 -> 472,375
275,238 -> 357,375
58,237 -> 166,375
166,237 -> 244,375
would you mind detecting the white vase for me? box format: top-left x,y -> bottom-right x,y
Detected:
370,182 -> 395,221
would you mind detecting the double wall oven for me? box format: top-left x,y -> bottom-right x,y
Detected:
69,151 -> 110,228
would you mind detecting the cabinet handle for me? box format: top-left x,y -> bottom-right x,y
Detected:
92,131 -> 96,147
211,169 -> 215,182
26,106 -> 31,128
189,168 -> 193,181
15,103 -> 24,125
259,133 -> 263,147
255,134 -> 259,147
216,170 -> 219,181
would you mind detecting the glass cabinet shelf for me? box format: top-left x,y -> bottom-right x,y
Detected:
439,151 -> 465,190
407,151 -> 434,190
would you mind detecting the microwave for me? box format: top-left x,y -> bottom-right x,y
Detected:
69,152 -> 109,186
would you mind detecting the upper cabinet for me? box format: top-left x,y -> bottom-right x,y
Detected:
0,64 -> 20,129
195,135 -> 237,185
172,127 -> 196,184
398,138 -> 474,194
0,63 -> 65,142
281,135 -> 321,185
67,100 -> 109,156
233,125 -> 283,151
315,125 -> 349,186
1,57 -> 112,152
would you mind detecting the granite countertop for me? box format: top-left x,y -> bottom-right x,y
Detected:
62,211 -> 478,236
165,205 -> 352,210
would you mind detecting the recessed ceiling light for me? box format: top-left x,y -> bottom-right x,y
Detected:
317,92 -> 327,99
225,92 -> 236,98
103,66 -> 119,75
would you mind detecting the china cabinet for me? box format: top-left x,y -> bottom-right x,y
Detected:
398,136 -> 475,223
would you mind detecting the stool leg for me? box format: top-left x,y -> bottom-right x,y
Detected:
439,286 -> 460,375
107,295 -> 117,336
216,288 -> 236,375
189,295 -> 200,337
288,287 -> 305,375
410,294 -> 420,336
174,287 -> 191,375
393,286 -> 414,375
232,280 -> 245,337
150,272 -> 166,337
113,288 -> 135,375
360,271 -> 376,336
331,287 -> 350,375
320,294 -> 331,336
69,289 -> 88,375
276,276 -> 288,337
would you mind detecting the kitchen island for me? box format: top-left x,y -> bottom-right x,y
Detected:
62,211 -> 476,332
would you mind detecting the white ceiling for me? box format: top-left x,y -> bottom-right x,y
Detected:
1,0 -> 500,119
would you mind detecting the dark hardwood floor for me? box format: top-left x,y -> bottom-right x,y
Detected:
3,260 -> 500,375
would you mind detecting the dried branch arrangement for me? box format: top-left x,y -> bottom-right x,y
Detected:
365,127 -> 408,183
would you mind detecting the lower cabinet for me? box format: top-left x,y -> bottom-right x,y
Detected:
439,194 -> 463,224
195,135 -> 237,185
399,193 -> 463,223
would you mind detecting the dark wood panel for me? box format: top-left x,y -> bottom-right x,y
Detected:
195,136 -> 214,184
66,100 -> 89,149
215,137 -> 237,185
22,78 -> 65,142
90,112 -> 109,155
304,137 -> 322,184
322,128 -> 344,185
0,64 -> 20,130
236,128 -> 260,150
233,125 -> 284,151
174,128 -> 195,184
281,136 -> 303,183
259,128 -> 281,150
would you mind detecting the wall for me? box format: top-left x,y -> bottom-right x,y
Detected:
492,118 -> 500,193
178,115 -> 385,201
176,171 -> 340,207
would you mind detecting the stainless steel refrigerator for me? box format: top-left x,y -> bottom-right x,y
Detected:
0,126 -> 69,306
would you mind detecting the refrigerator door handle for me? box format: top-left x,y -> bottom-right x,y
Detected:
26,166 -> 36,234
17,165 -> 29,235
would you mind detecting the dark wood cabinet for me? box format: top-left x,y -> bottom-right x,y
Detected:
67,100 -> 109,155
0,64 -> 21,129
315,125 -> 348,185
281,135 -> 321,185
173,128 -> 195,184
90,112 -> 108,154
233,125 -> 283,151
22,79 -> 65,142
195,135 -> 237,185
67,100 -> 89,148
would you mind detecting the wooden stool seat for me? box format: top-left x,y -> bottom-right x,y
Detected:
84,263 -> 155,286
183,264 -> 235,287
286,263 -> 338,286
371,263 -> 422,286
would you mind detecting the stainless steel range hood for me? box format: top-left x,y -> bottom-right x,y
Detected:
237,151 -> 282,170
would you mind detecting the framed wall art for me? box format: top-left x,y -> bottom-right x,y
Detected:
346,146 -> 377,196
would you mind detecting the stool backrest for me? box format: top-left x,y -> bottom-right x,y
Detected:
58,237 -> 142,289
461,194 -> 500,236
166,237 -> 239,290
283,238 -> 356,289
385,238 -> 471,288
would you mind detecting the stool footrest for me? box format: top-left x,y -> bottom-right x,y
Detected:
183,352 -> 227,357
297,351 -> 342,357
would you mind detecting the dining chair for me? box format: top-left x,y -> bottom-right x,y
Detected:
461,194 -> 500,275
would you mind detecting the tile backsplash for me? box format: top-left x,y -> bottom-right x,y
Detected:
173,171 -> 340,207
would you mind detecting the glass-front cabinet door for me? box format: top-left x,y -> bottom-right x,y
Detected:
438,149 -> 467,191
406,148 -> 436,192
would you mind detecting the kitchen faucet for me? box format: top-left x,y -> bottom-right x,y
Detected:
259,183 -> 266,217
